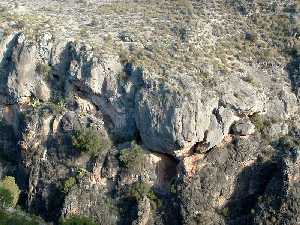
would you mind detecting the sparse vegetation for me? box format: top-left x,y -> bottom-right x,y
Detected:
79,28 -> 88,38
176,0 -> 194,15
147,189 -> 163,209
222,207 -> 230,217
75,167 -> 88,178
0,187 -> 13,208
35,62 -> 52,79
125,181 -> 162,209
0,209 -> 44,225
61,215 -> 98,225
278,135 -> 297,148
30,97 -> 42,110
0,1 -> 299,224
119,143 -> 146,174
72,128 -> 110,156
47,97 -> 67,115
125,181 -> 150,202
63,177 -> 76,193
0,176 -> 20,208
249,113 -> 271,134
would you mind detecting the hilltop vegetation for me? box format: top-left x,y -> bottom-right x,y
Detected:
0,1 -> 300,225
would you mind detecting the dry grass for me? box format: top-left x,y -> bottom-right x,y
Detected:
0,0 -> 298,89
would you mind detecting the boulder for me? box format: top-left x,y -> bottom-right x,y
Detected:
135,75 -> 219,153
135,74 -> 243,154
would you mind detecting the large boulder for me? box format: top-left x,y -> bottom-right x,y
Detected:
135,75 -> 219,153
135,74 -> 265,154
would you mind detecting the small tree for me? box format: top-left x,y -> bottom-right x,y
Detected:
119,144 -> 146,174
72,128 -> 110,156
0,209 -> 45,225
0,187 -> 13,208
61,215 -> 98,225
126,181 -> 150,202
0,176 -> 20,208
63,177 -> 76,193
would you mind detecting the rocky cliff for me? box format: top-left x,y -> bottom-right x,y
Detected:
0,0 -> 300,225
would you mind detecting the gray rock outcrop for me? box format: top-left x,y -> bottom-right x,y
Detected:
231,118 -> 255,136
0,28 -> 299,225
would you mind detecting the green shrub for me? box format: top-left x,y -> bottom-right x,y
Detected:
249,113 -> 270,134
0,187 -> 13,208
30,98 -> 41,110
72,128 -> 110,156
126,181 -> 150,202
75,168 -> 88,178
61,215 -> 98,225
222,207 -> 230,217
0,176 -> 20,208
0,209 -> 43,225
119,144 -> 145,174
47,98 -> 66,115
63,177 -> 76,193
147,190 -> 163,209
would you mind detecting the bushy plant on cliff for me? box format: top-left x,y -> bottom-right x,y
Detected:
118,143 -> 146,174
0,176 -> 20,208
61,215 -> 98,225
147,189 -> 163,209
0,187 -> 13,208
63,177 -> 76,193
72,128 -> 110,156
125,181 -> 150,202
0,209 -> 43,225
249,113 -> 271,134
47,98 -> 66,115
124,181 -> 162,208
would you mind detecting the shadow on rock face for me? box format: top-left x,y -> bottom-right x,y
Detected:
286,49 -> 300,96
0,33 -> 21,101
0,119 -> 20,163
29,183 -> 65,223
223,152 -> 287,225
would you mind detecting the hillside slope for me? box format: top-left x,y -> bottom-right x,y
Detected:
0,1 -> 300,225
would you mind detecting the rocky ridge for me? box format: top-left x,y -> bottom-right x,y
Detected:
0,0 -> 299,225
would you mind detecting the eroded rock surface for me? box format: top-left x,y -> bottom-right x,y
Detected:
0,1 -> 299,224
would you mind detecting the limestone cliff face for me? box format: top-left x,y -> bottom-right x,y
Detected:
0,32 -> 270,155
0,11 -> 300,224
